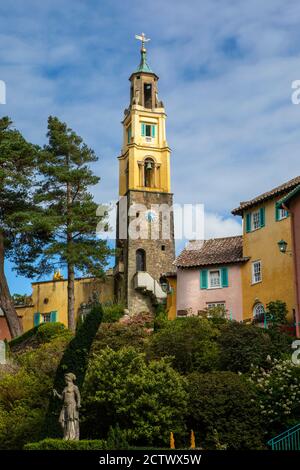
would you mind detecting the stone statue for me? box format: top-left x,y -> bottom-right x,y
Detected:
53,373 -> 81,440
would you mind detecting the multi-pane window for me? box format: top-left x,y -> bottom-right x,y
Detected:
246,208 -> 265,232
278,207 -> 288,220
252,261 -> 262,284
141,123 -> 156,139
252,211 -> 260,230
42,313 -> 51,323
209,270 -> 221,288
207,302 -> 225,309
253,303 -> 265,322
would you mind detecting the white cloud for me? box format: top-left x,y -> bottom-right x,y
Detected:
204,212 -> 242,239
1,0 -> 300,288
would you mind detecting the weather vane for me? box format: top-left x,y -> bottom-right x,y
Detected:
135,32 -> 150,51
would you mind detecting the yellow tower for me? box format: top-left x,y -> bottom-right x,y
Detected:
114,33 -> 175,315
118,36 -> 171,196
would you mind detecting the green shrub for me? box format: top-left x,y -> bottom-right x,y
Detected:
82,346 -> 188,447
16,335 -> 71,377
106,424 -> 130,450
0,370 -> 51,449
217,321 -> 285,373
102,302 -> 124,323
187,371 -> 264,450
265,300 -> 289,326
249,358 -> 300,437
35,322 -> 70,343
154,304 -> 168,331
24,438 -> 107,450
9,322 -> 70,352
42,302 -> 103,439
9,325 -> 39,348
0,335 -> 70,450
91,322 -> 148,354
147,317 -> 220,374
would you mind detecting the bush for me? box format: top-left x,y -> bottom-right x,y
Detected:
106,424 -> 129,450
42,303 -> 103,439
187,371 -> 264,450
9,325 -> 40,349
35,322 -> 70,343
82,346 -> 188,447
9,322 -> 70,353
154,304 -> 168,331
102,302 -> 124,323
249,358 -> 300,437
217,321 -> 286,373
0,336 -> 69,450
24,438 -> 107,450
265,301 -> 289,326
147,317 -> 220,374
91,322 -> 148,355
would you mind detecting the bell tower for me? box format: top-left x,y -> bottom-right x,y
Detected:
114,34 -> 175,315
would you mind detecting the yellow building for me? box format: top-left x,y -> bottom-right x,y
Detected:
164,272 -> 177,320
232,176 -> 300,322
16,273 -> 114,331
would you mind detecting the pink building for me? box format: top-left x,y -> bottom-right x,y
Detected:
174,236 -> 247,321
279,185 -> 300,337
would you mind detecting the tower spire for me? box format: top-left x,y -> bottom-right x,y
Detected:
135,32 -> 153,73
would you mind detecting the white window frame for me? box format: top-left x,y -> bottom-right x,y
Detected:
278,207 -> 288,221
208,269 -> 221,289
252,260 -> 262,284
253,303 -> 265,319
252,211 -> 261,230
207,302 -> 226,309
42,313 -> 51,323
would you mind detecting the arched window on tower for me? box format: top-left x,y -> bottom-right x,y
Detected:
144,158 -> 155,187
136,249 -> 146,272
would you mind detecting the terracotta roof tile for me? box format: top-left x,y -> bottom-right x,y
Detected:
175,236 -> 247,268
232,176 -> 300,216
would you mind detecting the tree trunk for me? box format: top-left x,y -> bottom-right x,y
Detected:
66,162 -> 75,333
0,232 -> 23,337
67,263 -> 75,332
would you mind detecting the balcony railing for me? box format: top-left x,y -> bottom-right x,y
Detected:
267,423 -> 300,450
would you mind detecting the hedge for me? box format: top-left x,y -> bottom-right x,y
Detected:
24,439 -> 107,450
42,303 -> 103,439
9,322 -> 68,350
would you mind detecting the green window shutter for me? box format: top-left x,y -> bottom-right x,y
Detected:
33,312 -> 40,327
246,213 -> 252,233
221,267 -> 229,287
151,124 -> 155,137
275,203 -> 280,221
50,311 -> 57,322
260,207 -> 265,227
200,269 -> 208,289
141,123 -> 145,136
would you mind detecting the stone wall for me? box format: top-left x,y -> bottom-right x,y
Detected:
115,189 -> 175,315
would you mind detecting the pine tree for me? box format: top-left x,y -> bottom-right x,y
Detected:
32,116 -> 112,332
0,116 -> 39,337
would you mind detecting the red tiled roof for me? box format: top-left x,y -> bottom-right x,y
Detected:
175,236 -> 247,268
232,176 -> 300,216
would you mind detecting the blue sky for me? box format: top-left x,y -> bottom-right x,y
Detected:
1,0 -> 300,294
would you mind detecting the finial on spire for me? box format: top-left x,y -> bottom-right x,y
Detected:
134,33 -> 153,73
135,32 -> 151,52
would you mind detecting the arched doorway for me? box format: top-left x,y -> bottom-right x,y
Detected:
136,249 -> 146,272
